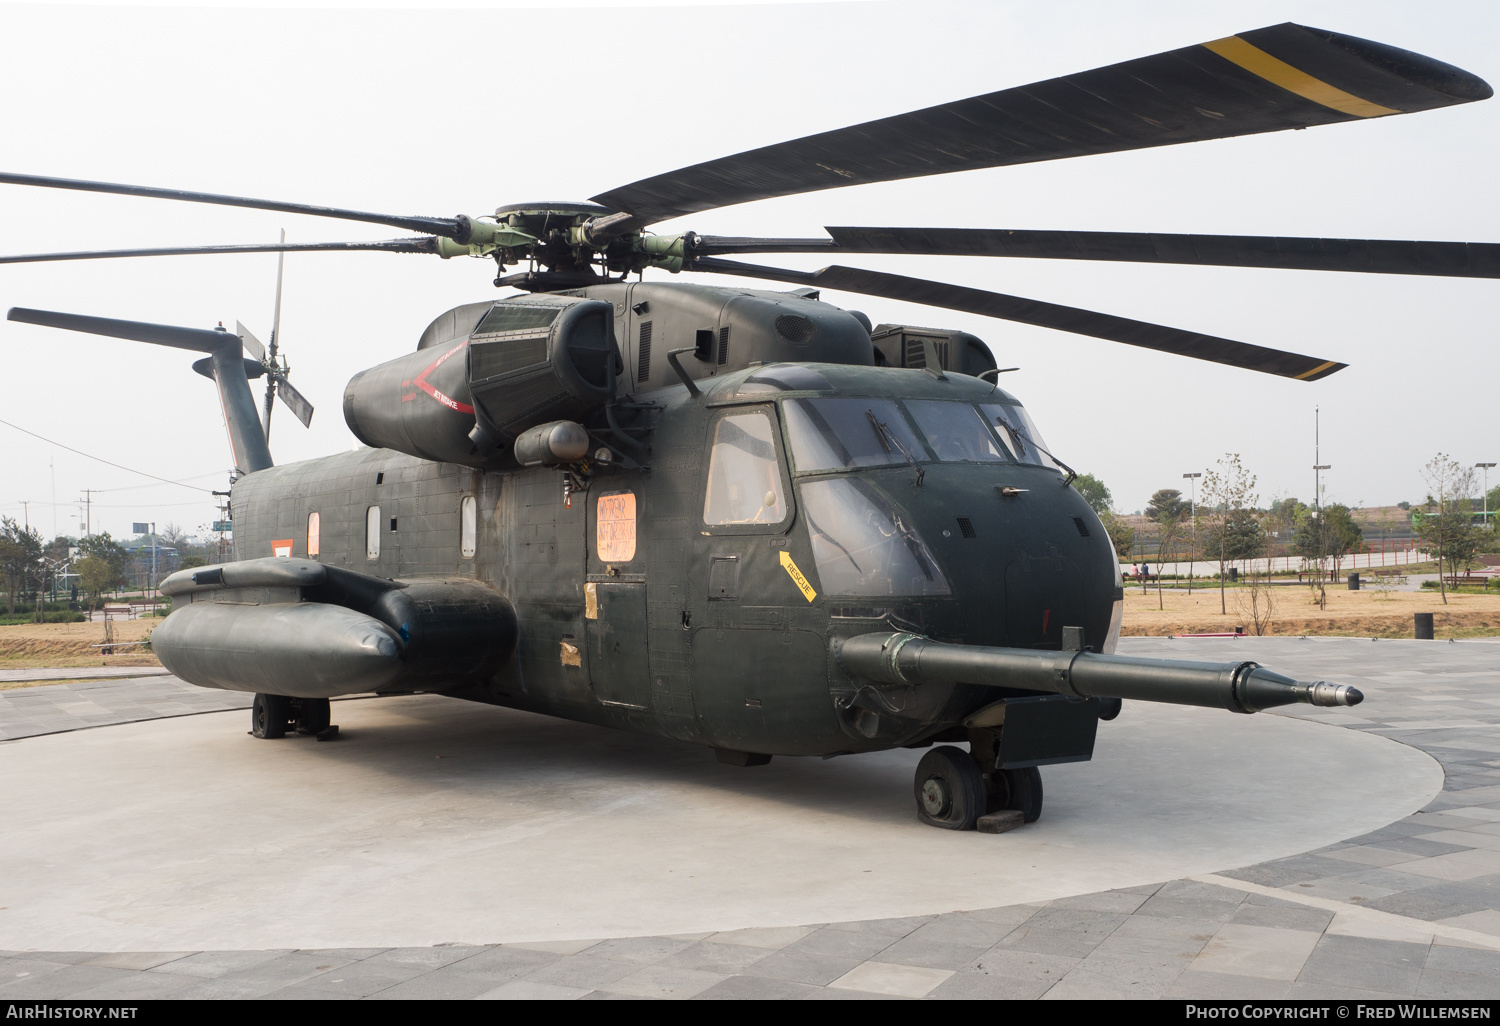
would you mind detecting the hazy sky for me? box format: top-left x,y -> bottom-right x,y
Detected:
2,0 -> 1497,542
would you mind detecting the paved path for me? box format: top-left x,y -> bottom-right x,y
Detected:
0,667 -> 172,684
3,638 -> 1499,999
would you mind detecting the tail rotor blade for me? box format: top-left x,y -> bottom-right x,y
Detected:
236,320 -> 266,362
276,378 -> 315,429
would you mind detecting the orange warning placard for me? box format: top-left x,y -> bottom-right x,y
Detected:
596,492 -> 637,563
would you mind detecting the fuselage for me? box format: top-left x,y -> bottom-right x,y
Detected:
229,362 -> 1120,756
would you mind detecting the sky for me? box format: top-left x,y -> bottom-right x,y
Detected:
1,0 -> 1497,542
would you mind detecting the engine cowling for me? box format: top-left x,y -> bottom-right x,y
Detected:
342,296 -> 621,468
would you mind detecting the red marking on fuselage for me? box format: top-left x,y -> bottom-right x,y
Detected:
413,339 -> 475,415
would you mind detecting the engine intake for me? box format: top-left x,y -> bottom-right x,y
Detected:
343,296 -> 621,468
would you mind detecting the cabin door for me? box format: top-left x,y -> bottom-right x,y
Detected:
586,488 -> 651,709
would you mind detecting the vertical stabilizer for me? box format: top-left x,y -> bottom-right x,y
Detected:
6,307 -> 274,474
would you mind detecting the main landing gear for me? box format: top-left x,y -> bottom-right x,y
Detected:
913,745 -> 1042,832
250,694 -> 338,741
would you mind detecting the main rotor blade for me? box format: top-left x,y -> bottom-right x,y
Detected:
276,378 -> 315,429
0,172 -> 463,238
8,307 -> 238,354
594,23 -> 1490,225
0,238 -> 439,265
689,257 -> 1345,381
695,227 -> 1500,279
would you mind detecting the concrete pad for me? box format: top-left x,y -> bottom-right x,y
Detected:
1190,923 -> 1320,980
827,961 -> 953,997
0,693 -> 1439,951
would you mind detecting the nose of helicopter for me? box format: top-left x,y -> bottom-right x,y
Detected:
866,462 -> 1119,650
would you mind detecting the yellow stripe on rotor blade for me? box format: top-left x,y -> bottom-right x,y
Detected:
1203,36 -> 1400,118
1294,360 -> 1341,381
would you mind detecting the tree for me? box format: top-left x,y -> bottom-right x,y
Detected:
1200,454 -> 1257,615
1098,510 -> 1135,562
1072,474 -> 1112,516
76,532 -> 128,608
0,517 -> 43,615
1416,454 -> 1480,605
159,522 -> 190,550
1145,488 -> 1187,524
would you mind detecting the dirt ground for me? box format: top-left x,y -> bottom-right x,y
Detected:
0,618 -> 161,670
1121,584 -> 1500,639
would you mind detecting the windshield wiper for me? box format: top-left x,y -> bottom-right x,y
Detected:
866,409 -> 924,486
997,420 -> 1077,487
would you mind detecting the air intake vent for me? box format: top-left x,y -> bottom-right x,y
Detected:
1072,516 -> 1090,537
717,325 -> 730,365
774,315 -> 816,344
637,320 -> 653,382
475,304 -> 561,335
957,517 -> 976,539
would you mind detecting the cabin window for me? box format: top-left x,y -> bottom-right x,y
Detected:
703,410 -> 787,526
782,397 -> 927,473
460,496 -> 477,559
978,402 -> 1060,470
307,512 -> 320,556
366,506 -> 381,560
798,477 -> 951,597
906,401 -> 1009,463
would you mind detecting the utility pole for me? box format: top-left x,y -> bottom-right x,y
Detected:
1183,472 -> 1201,595
1313,407 -> 1332,584
20,500 -> 29,534
78,489 -> 93,537
1478,463 -> 1496,526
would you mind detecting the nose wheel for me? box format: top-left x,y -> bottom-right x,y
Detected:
912,746 -> 1044,831
913,746 -> 986,830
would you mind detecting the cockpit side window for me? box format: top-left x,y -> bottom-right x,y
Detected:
703,409 -> 789,526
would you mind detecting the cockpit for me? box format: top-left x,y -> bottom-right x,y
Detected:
701,368 -> 1065,600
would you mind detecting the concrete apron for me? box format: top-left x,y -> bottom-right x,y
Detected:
0,692 -> 1438,952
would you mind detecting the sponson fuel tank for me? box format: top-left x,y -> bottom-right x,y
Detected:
155,557 -> 518,697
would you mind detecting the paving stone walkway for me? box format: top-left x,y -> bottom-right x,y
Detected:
3,637 -> 1499,999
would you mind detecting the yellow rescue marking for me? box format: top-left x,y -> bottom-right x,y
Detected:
1294,359 -> 1340,380
1202,36 -> 1400,118
585,582 -> 598,620
779,551 -> 817,603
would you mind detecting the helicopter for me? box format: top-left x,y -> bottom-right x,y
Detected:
4,22 -> 1492,832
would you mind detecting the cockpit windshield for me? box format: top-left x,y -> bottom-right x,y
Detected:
978,402 -> 1060,471
783,398 -> 927,472
905,401 -> 1008,463
799,477 -> 951,597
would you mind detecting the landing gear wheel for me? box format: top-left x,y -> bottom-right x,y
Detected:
988,766 -> 1044,824
295,698 -> 331,735
914,745 -> 986,830
251,693 -> 292,739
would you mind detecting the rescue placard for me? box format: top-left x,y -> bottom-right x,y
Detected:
271,538 -> 293,558
779,550 -> 817,602
596,492 -> 637,562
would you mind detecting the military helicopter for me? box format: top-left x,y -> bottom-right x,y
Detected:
4,23 -> 1493,831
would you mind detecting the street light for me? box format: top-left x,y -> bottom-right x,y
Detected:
1183,472 -> 1201,594
1478,463 -> 1496,526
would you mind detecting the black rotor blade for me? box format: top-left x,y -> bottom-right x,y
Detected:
689,257 -> 1344,381
276,378 -> 315,429
0,238 -> 440,265
8,307 -> 238,354
695,227 -> 1500,279
0,172 -> 463,237
594,23 -> 1490,225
